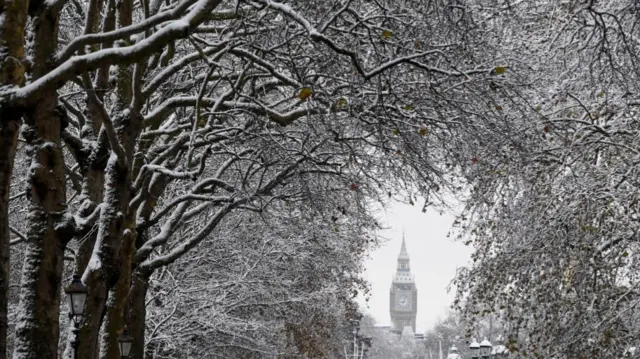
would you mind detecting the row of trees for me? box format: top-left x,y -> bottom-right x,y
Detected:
0,0 -> 503,358
354,1 -> 640,357
356,312 -> 498,359
453,1 -> 640,358
5,0 -> 636,357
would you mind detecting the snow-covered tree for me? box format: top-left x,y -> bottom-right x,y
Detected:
453,1 -> 640,358
0,1 -> 504,358
142,204 -> 371,358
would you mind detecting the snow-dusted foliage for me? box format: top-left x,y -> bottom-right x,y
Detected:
143,203 -> 371,358
453,1 -> 640,358
8,0 -> 638,357
0,0 -> 504,358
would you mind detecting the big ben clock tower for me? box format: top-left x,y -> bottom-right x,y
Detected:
389,236 -> 417,333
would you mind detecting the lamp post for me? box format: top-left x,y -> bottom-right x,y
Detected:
469,339 -> 480,359
118,327 -> 134,358
351,319 -> 360,357
359,336 -> 372,359
64,275 -> 88,359
480,338 -> 492,359
448,344 -> 461,359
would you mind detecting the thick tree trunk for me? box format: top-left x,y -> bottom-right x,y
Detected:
0,1 -> 29,357
71,155 -> 109,359
12,93 -> 67,359
0,114 -> 20,359
84,94 -> 142,359
79,139 -> 137,359
92,1 -> 145,356
72,182 -> 106,359
126,271 -> 149,359
75,272 -> 108,359
99,226 -> 136,359
69,67 -> 110,359
11,2 -> 66,358
92,111 -> 142,359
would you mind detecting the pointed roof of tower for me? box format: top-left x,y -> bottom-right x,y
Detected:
398,233 -> 410,260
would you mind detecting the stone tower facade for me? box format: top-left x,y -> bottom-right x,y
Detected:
389,236 -> 417,333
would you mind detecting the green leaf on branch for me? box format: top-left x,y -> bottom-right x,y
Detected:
298,87 -> 312,100
197,116 -> 207,128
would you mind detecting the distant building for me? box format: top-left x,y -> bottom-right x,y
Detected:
373,325 -> 392,332
389,235 -> 418,333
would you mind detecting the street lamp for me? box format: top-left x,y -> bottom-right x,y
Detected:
359,336 -> 372,359
480,338 -> 492,359
351,319 -> 360,357
65,275 -> 88,359
469,339 -> 480,359
446,345 -> 462,359
118,327 -> 134,358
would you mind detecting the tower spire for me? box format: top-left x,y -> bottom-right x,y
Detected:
390,229 -> 417,334
398,232 -> 409,260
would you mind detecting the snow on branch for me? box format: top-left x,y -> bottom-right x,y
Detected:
73,203 -> 104,232
139,152 -> 310,271
9,225 -> 27,245
80,72 -> 128,167
145,96 -> 328,127
2,0 -> 224,105
137,146 -> 211,184
56,0 -> 199,64
140,202 -> 239,271
253,0 -> 443,80
228,48 -> 303,88
142,41 -> 231,100
146,194 -> 233,228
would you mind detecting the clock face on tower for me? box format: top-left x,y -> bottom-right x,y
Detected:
396,294 -> 410,310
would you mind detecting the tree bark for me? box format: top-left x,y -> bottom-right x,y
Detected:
125,271 -> 149,359
11,2 -> 66,358
0,112 -> 20,359
99,227 -> 136,359
87,0 -> 139,350
79,131 -> 138,359
92,108 -> 143,359
12,96 -> 67,359
0,1 -> 29,357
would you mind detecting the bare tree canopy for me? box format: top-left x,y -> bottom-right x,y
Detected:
3,0 -> 638,358
453,1 -> 640,358
0,0 -> 500,358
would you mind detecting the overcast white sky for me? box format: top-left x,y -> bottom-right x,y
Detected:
357,200 -> 473,334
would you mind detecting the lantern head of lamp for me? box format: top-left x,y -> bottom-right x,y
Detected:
118,328 -> 134,358
469,339 -> 480,358
64,275 -> 88,325
351,319 -> 360,336
480,338 -> 492,357
450,345 -> 460,354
